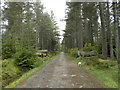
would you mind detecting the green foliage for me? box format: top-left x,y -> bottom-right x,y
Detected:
79,56 -> 99,67
72,56 -> 118,88
97,59 -> 117,69
73,55 -> 117,69
49,51 -> 60,56
114,48 -> 120,59
2,55 -> 55,88
83,43 -> 94,52
94,42 -> 102,54
5,55 -> 56,88
2,51 -> 56,88
33,57 -> 51,68
88,68 -> 118,88
69,48 -> 78,57
2,43 -> 16,59
2,59 -> 23,87
14,49 -> 37,70
33,57 -> 44,68
69,48 -> 78,54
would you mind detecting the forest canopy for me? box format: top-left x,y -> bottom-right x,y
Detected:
63,2 -> 120,60
1,2 -> 59,59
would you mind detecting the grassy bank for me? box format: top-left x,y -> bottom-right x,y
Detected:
2,55 -> 56,88
2,59 -> 23,87
70,56 -> 118,88
88,68 -> 118,88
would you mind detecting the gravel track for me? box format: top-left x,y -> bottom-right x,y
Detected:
15,52 -> 107,88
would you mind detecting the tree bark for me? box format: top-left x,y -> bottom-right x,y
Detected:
113,2 -> 119,60
99,3 -> 108,59
107,2 -> 114,58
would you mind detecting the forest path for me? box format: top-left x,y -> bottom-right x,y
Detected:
15,52 -> 106,88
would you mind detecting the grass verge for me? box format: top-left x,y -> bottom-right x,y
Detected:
87,68 -> 118,88
5,55 -> 56,88
69,55 -> 118,88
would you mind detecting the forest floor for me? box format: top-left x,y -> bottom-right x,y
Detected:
15,52 -> 107,88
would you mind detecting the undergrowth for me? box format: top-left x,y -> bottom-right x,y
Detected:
2,55 -> 56,88
71,56 -> 118,88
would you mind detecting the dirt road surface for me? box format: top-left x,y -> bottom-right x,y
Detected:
15,52 -> 107,88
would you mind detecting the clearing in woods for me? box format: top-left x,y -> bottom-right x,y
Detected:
15,52 -> 107,88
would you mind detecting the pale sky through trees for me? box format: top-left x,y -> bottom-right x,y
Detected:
1,0 -> 66,43
41,0 -> 67,43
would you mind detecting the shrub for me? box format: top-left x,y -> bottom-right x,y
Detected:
69,48 -> 79,57
2,59 -> 22,87
97,59 -> 117,69
49,51 -> 59,56
114,48 -> 120,59
83,43 -> 94,52
94,42 -> 102,54
14,49 -> 37,70
82,56 -> 99,66
33,57 -> 43,68
2,43 -> 16,59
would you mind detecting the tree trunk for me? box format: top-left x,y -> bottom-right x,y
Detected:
79,3 -> 83,49
99,3 -> 107,59
113,2 -> 119,60
107,2 -> 114,58
117,2 -> 120,61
